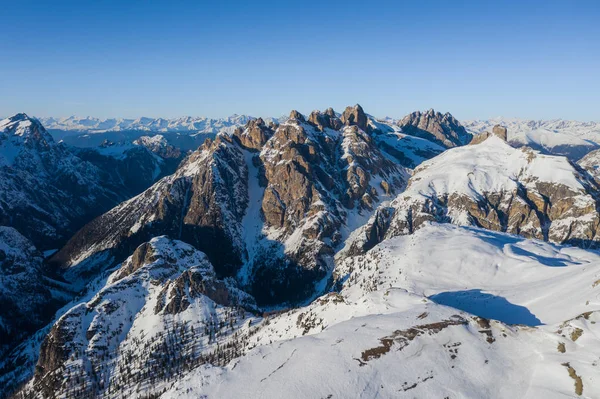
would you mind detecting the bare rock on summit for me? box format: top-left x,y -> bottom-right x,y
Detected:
288,109 -> 305,122
470,124 -> 509,145
308,107 -> 343,131
233,118 -> 274,151
492,125 -> 508,141
341,104 -> 369,132
399,109 -> 472,148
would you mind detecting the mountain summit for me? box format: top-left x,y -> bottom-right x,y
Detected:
399,109 -> 472,148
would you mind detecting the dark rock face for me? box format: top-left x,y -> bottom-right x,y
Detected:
51,134 -> 249,284
0,115 -> 178,250
399,109 -> 472,148
33,308 -> 78,397
74,144 -> 182,197
0,227 -> 57,358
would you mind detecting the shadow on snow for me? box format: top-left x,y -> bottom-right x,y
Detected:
429,289 -> 542,326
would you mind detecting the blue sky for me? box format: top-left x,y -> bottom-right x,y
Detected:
1,0 -> 598,120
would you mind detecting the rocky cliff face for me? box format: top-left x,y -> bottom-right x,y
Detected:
51,133 -> 249,288
73,137 -> 184,197
0,227 -> 63,358
50,106 -> 419,304
345,135 -> 600,255
399,109 -> 472,148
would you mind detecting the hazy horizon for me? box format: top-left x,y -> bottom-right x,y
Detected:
14,109 -> 600,124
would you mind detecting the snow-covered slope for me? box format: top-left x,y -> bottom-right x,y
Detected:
464,118 -> 600,160
345,135 -> 600,255
12,223 -> 600,399
159,223 -> 600,399
13,237 -> 257,399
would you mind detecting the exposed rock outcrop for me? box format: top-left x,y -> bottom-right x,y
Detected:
470,124 -> 508,145
399,109 -> 472,148
233,118 -> 274,151
341,104 -> 369,132
308,108 -> 343,131
345,136 -> 600,255
51,106 -> 414,304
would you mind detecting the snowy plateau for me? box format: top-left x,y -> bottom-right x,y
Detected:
1,107 -> 600,399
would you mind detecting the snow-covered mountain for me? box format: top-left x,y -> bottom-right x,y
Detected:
38,115 -> 254,135
3,106 -> 600,399
345,134 -> 600,256
0,115 -> 183,250
48,106 -> 424,302
464,117 -> 600,160
160,224 -> 600,399
9,224 -> 600,398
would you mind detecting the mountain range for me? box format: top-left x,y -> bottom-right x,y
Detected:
1,106 -> 600,399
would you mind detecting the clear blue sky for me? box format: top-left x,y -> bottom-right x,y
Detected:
1,0 -> 598,120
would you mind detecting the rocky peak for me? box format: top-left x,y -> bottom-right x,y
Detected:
288,110 -> 305,122
341,104 -> 368,132
307,108 -> 343,131
492,125 -> 508,141
0,113 -> 54,149
233,117 -> 274,151
469,124 -> 509,145
399,109 -> 472,148
133,134 -> 183,159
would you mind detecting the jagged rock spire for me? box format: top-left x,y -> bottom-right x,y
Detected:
288,110 -> 305,122
308,108 -> 343,131
399,109 -> 472,148
341,104 -> 368,132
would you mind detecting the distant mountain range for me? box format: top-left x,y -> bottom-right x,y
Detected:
36,115 -> 255,135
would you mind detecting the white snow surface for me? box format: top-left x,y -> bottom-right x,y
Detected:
402,136 -> 588,199
463,118 -> 600,159
162,223 -> 600,398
